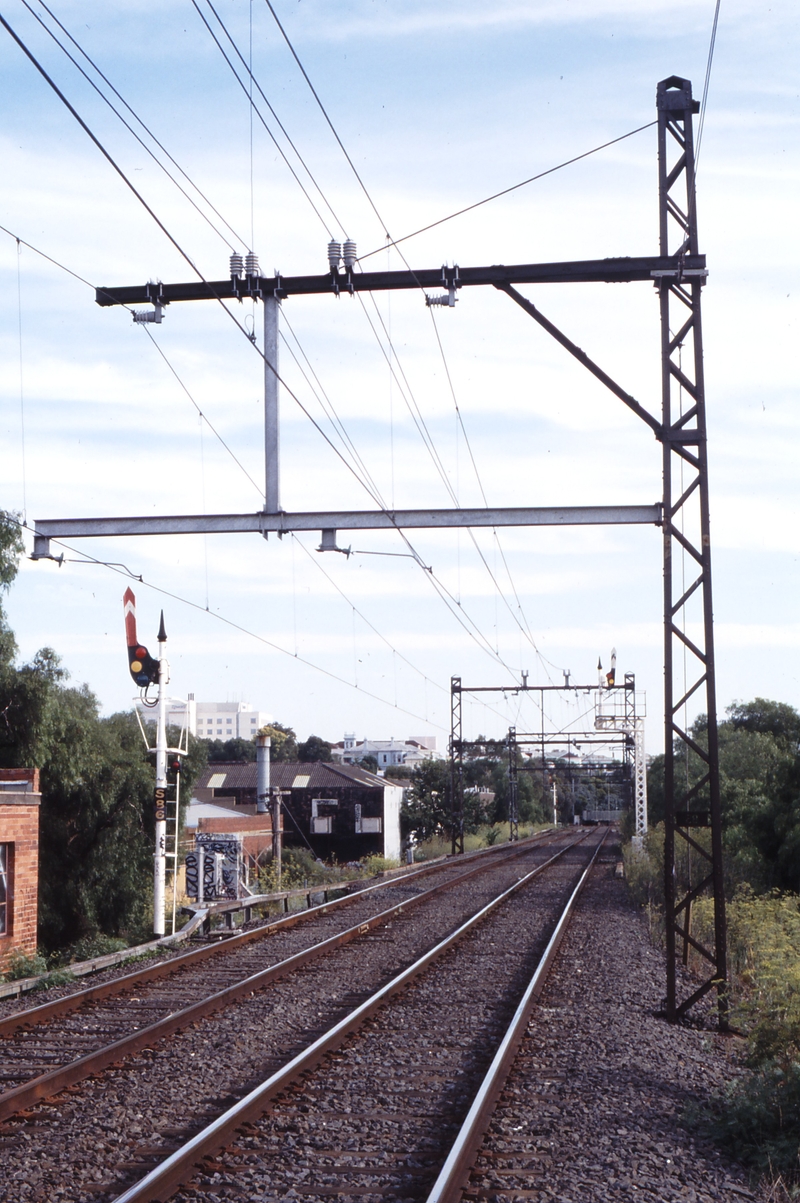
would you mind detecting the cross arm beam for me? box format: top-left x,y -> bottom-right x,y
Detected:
496,283 -> 662,437
94,255 -> 707,307
31,503 -> 661,558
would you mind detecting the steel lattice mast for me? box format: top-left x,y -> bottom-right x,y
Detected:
656,76 -> 726,1024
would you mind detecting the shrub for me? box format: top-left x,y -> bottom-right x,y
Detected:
3,948 -> 48,980
67,933 -> 129,964
360,855 -> 400,875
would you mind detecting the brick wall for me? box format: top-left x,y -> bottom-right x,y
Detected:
0,794 -> 41,974
197,813 -> 280,859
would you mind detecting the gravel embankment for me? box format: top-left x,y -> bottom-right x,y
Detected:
467,854 -> 760,1202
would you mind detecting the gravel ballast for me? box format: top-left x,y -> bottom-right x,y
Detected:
466,854 -> 760,1202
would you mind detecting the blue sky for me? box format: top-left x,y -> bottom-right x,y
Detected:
1,0 -> 798,752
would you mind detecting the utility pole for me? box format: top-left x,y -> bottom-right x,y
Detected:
271,787 -> 286,889
507,726 -> 519,842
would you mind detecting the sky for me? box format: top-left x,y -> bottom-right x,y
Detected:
0,0 -> 798,755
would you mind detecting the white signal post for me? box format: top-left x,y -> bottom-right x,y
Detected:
154,611 -> 169,937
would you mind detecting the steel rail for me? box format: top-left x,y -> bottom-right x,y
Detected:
110,832 -> 596,1203
0,829 -> 551,1041
424,829 -> 609,1203
0,832 -> 562,1122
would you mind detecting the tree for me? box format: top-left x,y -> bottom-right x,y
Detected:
204,736 -> 256,763
260,722 -> 298,761
358,753 -> 379,773
645,699 -> 800,893
297,734 -> 333,762
402,759 -> 451,842
0,515 -> 209,951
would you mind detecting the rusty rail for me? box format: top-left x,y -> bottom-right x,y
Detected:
109,832 -> 592,1203
0,830 -> 565,1122
425,828 -> 609,1203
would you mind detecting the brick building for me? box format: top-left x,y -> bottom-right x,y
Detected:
194,761 -> 402,863
0,769 -> 41,974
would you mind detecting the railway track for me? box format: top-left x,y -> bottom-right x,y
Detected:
0,831 -> 591,1203
76,828 -> 607,1203
0,832 -> 556,1122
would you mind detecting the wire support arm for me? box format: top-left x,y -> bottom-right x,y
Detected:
31,503 -> 662,557
94,255 -> 708,308
495,282 -> 662,437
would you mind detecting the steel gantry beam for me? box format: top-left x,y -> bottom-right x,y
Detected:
32,75 -> 725,1025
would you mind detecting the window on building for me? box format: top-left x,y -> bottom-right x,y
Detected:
0,843 -> 10,936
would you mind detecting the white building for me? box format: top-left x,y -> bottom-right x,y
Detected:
140,694 -> 272,740
331,733 -> 443,770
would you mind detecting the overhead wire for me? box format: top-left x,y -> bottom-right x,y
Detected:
0,219 -> 519,715
24,0 -> 244,251
356,120 -> 659,262
255,2 -> 561,686
192,0 -> 571,690
2,10 -> 585,699
5,515 -> 447,730
189,0 -> 343,239
695,0 -> 722,169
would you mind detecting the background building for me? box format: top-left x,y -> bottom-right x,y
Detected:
139,695 -> 272,740
331,734 -> 442,770
194,761 -> 402,863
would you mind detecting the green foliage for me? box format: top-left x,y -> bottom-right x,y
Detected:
0,510 -> 24,594
67,933 -> 129,963
204,736 -> 256,763
297,734 -> 333,762
645,699 -> 800,893
3,948 -> 47,980
402,759 -> 451,841
358,754 -> 379,773
259,722 -> 298,762
710,1062 -> 800,1181
485,824 -> 502,845
360,854 -> 400,874
383,765 -> 412,780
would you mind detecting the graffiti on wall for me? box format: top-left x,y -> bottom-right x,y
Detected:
185,833 -> 242,900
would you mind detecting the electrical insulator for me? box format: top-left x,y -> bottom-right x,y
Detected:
327,240 -> 342,270
342,240 -> 357,269
245,251 -> 260,277
229,253 -> 244,279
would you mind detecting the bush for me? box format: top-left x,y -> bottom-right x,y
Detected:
67,933 -> 129,964
360,855 -> 400,875
3,948 -> 48,980
709,1060 -> 800,1182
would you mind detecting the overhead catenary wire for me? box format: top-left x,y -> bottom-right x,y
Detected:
0,220 -> 522,709
15,239 -> 27,521
357,120 -> 659,262
196,0 -> 573,695
0,13 -> 553,688
252,5 -> 561,685
23,0 -> 245,251
190,0 -> 344,239
5,514 -> 447,731
695,0 -> 722,169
